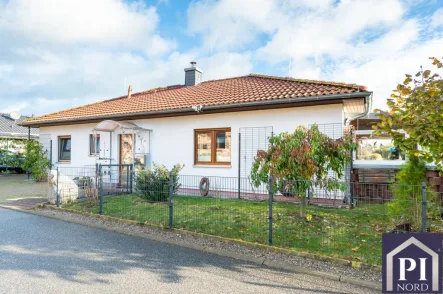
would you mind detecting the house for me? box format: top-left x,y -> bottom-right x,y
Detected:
22,62 -> 372,180
0,113 -> 39,153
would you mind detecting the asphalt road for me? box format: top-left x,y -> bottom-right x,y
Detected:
0,208 -> 377,294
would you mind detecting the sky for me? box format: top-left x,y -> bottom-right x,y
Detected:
0,0 -> 442,117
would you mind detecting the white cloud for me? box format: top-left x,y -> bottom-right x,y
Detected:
0,0 -> 442,118
0,47 -> 253,115
0,101 -> 30,114
0,0 -> 175,54
431,8 -> 443,28
0,0 -> 179,115
197,51 -> 253,80
257,0 -> 405,64
349,19 -> 419,61
187,0 -> 284,50
331,38 -> 443,110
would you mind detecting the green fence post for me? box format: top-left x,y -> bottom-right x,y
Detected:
169,171 -> 174,229
130,164 -> 133,193
268,176 -> 273,246
99,165 -> 103,215
56,167 -> 60,208
238,132 -> 241,199
422,182 -> 427,233
126,165 -> 129,193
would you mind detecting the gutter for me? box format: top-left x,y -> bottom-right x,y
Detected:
22,91 -> 372,127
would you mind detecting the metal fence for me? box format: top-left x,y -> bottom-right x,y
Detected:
52,169 -> 443,266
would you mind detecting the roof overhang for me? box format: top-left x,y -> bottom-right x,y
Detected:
22,91 -> 372,128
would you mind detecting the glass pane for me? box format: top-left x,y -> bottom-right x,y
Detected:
90,136 -> 94,154
356,136 -> 405,160
90,135 -> 101,155
216,131 -> 231,162
60,138 -> 71,161
197,132 -> 211,162
96,136 -> 100,154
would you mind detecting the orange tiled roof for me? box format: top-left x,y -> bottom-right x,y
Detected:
23,74 -> 369,125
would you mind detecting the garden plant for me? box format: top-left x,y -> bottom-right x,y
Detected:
250,125 -> 355,217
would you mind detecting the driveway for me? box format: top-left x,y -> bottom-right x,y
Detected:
0,173 -> 47,203
0,208 -> 377,294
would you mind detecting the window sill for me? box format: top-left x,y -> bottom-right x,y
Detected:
193,165 -> 232,168
56,161 -> 71,164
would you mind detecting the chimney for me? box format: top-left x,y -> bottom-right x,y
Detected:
127,85 -> 132,98
184,61 -> 203,86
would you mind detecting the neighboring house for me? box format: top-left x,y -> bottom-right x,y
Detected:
22,62 -> 372,179
0,113 -> 39,153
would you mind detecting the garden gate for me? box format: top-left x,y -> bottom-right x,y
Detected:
98,164 -> 133,197
238,126 -> 273,196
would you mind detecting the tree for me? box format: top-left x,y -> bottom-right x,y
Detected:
250,125 -> 355,217
373,57 -> 443,170
0,138 -> 25,152
24,140 -> 50,181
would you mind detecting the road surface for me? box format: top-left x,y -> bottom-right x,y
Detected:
0,208 -> 377,293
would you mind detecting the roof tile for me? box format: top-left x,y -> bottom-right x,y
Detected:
23,74 -> 368,125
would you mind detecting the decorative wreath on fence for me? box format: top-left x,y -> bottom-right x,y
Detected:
199,177 -> 210,197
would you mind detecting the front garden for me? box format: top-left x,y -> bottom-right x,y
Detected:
62,193 -> 443,266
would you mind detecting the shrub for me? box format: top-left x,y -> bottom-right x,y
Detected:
134,163 -> 184,202
23,140 -> 50,181
251,125 -> 354,217
84,181 -> 99,207
388,156 -> 439,231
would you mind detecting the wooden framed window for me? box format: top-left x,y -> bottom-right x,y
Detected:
89,134 -> 100,155
58,136 -> 71,162
194,128 -> 231,165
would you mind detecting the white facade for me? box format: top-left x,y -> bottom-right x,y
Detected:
40,104 -> 344,177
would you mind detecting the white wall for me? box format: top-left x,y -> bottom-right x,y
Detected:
40,125 -> 112,168
40,104 -> 344,178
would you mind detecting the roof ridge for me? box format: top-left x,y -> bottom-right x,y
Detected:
248,73 -> 367,90
200,75 -> 251,84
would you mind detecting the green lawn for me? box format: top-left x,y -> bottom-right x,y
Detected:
63,194 -> 435,265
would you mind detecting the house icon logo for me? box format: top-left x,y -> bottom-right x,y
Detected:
383,234 -> 442,293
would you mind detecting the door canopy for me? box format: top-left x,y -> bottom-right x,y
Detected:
92,120 -> 150,133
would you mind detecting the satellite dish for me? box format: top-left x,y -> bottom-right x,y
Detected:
9,111 -> 21,120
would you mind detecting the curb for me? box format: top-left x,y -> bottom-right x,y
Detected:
0,204 -> 382,291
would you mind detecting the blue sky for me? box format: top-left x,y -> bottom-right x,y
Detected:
0,0 -> 442,116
